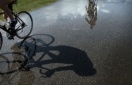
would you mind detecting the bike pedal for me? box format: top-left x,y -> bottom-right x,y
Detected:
8,37 -> 14,40
7,35 -> 14,40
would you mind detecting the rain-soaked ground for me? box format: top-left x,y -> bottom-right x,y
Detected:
0,0 -> 132,85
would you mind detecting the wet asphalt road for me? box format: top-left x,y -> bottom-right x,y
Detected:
0,0 -> 132,85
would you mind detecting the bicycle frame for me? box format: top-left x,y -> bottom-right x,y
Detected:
0,11 -> 26,34
0,12 -> 23,50
0,25 -> 13,35
0,2 -> 33,50
0,12 -> 15,35
12,12 -> 27,32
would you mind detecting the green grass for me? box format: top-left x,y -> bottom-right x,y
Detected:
14,0 -> 57,12
0,0 -> 57,19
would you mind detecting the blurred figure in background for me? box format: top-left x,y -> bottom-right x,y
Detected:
85,0 -> 97,29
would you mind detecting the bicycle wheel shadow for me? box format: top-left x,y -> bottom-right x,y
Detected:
11,34 -> 96,77
0,52 -> 35,85
0,52 -> 27,75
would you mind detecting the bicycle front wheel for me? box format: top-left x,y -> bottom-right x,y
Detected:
16,11 -> 33,39
0,32 -> 3,50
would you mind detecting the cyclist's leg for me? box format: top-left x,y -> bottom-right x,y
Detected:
0,0 -> 14,20
0,0 -> 17,28
0,0 -> 17,39
3,3 -> 13,21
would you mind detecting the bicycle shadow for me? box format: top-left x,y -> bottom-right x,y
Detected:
39,45 -> 96,77
0,52 -> 35,85
0,52 -> 27,75
0,36 -> 36,84
11,34 -> 96,77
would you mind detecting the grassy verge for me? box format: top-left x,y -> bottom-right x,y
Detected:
14,0 -> 57,12
0,0 -> 57,19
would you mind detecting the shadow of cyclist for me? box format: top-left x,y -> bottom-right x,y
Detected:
38,45 -> 96,77
11,34 -> 96,77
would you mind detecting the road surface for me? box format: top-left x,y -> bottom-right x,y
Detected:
0,0 -> 132,85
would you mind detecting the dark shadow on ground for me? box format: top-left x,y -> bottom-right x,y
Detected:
11,34 -> 96,77
0,52 -> 27,75
38,45 -> 96,77
0,52 -> 35,85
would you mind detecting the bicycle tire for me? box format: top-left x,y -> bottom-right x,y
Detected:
16,11 -> 33,39
0,52 -> 27,75
0,55 -> 10,75
0,32 -> 3,50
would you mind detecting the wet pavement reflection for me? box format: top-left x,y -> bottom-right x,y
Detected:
0,0 -> 132,85
85,0 -> 97,29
